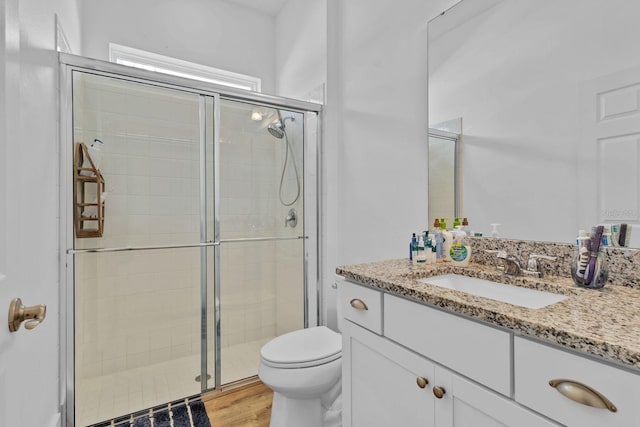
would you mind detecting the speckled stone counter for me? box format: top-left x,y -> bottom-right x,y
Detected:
336,259 -> 640,372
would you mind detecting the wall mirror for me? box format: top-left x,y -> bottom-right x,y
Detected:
428,0 -> 640,246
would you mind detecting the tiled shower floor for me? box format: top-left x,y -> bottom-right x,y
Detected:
76,337 -> 273,427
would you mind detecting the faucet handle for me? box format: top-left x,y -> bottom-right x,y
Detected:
526,254 -> 557,277
484,250 -> 512,273
527,253 -> 557,266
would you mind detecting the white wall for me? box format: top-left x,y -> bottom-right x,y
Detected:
275,0 -> 327,100
81,0 -> 277,94
322,0 -> 457,329
429,0 -> 640,242
0,0 -> 82,426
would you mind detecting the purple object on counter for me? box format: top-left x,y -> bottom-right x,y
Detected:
583,225 -> 603,286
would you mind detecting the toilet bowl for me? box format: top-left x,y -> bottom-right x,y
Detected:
259,326 -> 342,427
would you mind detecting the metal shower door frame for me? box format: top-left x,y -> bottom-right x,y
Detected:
59,53 -> 321,426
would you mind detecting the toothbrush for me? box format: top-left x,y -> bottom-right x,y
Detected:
619,224 -> 628,247
583,225 -> 603,286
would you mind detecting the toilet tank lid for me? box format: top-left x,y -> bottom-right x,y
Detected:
261,326 -> 342,365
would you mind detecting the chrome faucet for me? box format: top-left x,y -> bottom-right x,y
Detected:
497,251 -> 523,275
485,250 -> 557,277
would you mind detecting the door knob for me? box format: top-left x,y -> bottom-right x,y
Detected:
8,298 -> 46,332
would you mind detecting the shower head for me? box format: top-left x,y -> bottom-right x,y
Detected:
267,116 -> 294,139
267,121 -> 285,139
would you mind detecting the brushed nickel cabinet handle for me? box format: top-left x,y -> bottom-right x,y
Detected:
349,298 -> 368,311
433,385 -> 446,399
549,379 -> 617,412
416,377 -> 429,389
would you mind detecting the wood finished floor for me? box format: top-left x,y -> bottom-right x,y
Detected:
204,381 -> 273,427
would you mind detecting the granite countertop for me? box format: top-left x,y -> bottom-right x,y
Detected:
336,259 -> 640,371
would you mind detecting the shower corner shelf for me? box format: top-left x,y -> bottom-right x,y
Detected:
74,142 -> 105,238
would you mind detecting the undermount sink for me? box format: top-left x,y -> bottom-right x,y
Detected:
418,274 -> 567,309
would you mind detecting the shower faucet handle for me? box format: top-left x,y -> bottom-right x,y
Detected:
285,208 -> 297,228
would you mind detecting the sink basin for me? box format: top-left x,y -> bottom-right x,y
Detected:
418,274 -> 567,309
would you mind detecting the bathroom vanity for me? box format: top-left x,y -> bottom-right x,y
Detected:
336,257 -> 640,427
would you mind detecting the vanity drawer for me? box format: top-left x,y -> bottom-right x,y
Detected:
338,279 -> 383,334
514,337 -> 640,427
383,293 -> 511,396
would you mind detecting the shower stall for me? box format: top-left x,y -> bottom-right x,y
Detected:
60,55 -> 320,426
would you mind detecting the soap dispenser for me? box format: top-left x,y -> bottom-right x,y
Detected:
490,223 -> 501,238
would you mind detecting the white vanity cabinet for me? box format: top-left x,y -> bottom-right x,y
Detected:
343,322 -> 558,427
339,279 -> 559,427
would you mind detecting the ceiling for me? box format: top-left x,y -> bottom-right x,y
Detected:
222,0 -> 288,16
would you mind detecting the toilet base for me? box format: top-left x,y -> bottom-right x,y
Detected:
270,393 -> 322,427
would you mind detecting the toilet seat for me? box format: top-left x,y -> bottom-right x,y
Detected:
261,326 -> 342,369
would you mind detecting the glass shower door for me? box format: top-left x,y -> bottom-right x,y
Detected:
71,72 -> 214,426
67,65 -> 319,426
217,100 -> 306,384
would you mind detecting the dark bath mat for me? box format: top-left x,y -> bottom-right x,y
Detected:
89,397 -> 212,427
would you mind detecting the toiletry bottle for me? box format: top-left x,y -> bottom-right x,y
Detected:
425,240 -> 435,265
601,226 -> 611,247
429,245 -> 437,264
409,233 -> 417,261
441,228 -> 453,262
610,224 -> 620,247
416,236 -> 426,264
440,218 -> 447,231
462,218 -> 470,236
449,233 -> 471,267
433,219 -> 443,260
453,217 -> 461,229
490,223 -> 500,238
573,229 -> 590,281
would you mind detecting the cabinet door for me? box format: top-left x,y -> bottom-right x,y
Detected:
434,366 -> 559,427
343,322 -> 435,427
515,337 -> 640,427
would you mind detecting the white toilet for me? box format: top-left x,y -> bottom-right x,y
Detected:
258,326 -> 342,427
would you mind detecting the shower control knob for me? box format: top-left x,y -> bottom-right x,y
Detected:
285,208 -> 297,228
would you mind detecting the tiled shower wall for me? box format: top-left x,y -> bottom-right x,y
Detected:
73,73 -> 304,383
